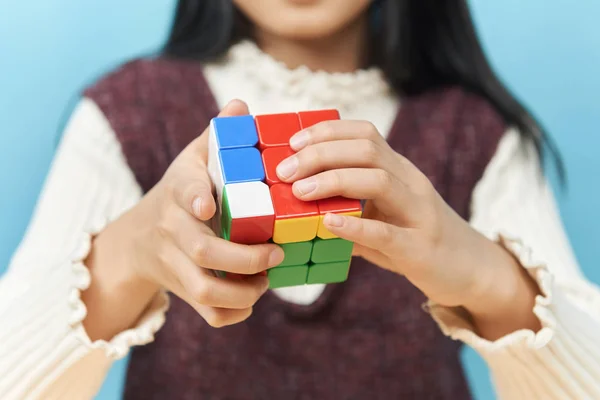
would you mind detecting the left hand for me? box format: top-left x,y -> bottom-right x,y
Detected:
276,119 -> 541,337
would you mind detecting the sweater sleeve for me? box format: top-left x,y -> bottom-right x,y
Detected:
428,129 -> 600,399
0,98 -> 169,400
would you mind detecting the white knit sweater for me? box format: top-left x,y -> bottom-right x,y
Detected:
1,41 -> 599,399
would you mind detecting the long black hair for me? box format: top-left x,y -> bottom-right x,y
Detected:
164,0 -> 561,174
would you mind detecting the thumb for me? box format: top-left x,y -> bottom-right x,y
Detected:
172,100 -> 250,221
193,99 -> 250,162
219,98 -> 251,118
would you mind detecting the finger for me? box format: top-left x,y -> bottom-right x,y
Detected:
172,283 -> 254,327
289,120 -> 385,151
291,168 -> 403,211
171,100 -> 251,221
171,167 -> 217,221
276,139 -> 386,182
323,214 -> 410,256
198,305 -> 253,328
171,250 -> 270,309
352,243 -> 393,271
168,208 -> 284,274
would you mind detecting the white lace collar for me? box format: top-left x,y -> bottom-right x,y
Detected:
221,40 -> 393,110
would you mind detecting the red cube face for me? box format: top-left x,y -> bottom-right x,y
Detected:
255,113 -> 301,150
317,196 -> 362,215
297,109 -> 341,129
262,146 -> 295,186
270,183 -> 318,220
229,214 -> 275,244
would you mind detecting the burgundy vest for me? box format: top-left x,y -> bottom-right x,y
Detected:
85,58 -> 506,399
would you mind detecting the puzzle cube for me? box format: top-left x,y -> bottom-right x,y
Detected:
208,109 -> 362,288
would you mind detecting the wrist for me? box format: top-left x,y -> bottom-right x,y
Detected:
82,211 -> 160,341
94,213 -> 161,297
462,236 -> 541,340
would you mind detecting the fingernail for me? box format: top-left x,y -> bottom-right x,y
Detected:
277,156 -> 298,179
290,130 -> 310,150
324,213 -> 344,227
192,197 -> 203,218
268,249 -> 284,267
295,178 -> 317,196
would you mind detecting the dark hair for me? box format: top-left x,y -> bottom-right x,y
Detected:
164,0 -> 562,176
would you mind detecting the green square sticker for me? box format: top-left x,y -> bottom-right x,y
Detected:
307,261 -> 351,285
311,238 -> 353,264
278,241 -> 313,267
268,264 -> 309,289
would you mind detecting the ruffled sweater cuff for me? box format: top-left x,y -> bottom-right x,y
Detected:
0,221 -> 168,399
427,235 -> 600,399
69,224 -> 169,359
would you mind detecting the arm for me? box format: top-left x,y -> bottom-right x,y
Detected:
275,120 -> 600,399
0,99 -> 168,399
430,129 -> 600,399
0,98 -> 281,399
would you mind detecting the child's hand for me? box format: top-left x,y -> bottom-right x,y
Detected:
88,100 -> 284,337
276,120 -> 539,336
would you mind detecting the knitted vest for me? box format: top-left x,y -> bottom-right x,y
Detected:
85,58 -> 506,400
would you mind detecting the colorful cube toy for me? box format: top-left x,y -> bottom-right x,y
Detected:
207,110 -> 362,289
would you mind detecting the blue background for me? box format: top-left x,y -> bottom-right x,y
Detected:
0,1 -> 598,399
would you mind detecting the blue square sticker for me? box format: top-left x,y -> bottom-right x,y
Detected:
212,115 -> 258,149
220,147 -> 265,184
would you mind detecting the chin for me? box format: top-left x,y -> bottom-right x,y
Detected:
235,0 -> 371,40
265,15 -> 350,40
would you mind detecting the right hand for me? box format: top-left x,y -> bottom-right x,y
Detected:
98,100 -> 284,329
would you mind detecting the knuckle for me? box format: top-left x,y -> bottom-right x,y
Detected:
380,223 -> 395,241
191,237 -> 212,266
329,170 -> 344,191
311,144 -> 324,161
298,146 -> 317,167
309,144 -> 329,167
377,169 -> 394,188
244,249 -> 265,275
363,121 -> 380,140
362,140 -> 380,164
156,205 -> 178,239
319,121 -> 337,140
156,218 -> 171,240
156,245 -> 172,268
190,279 -> 212,305
409,170 -> 434,197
